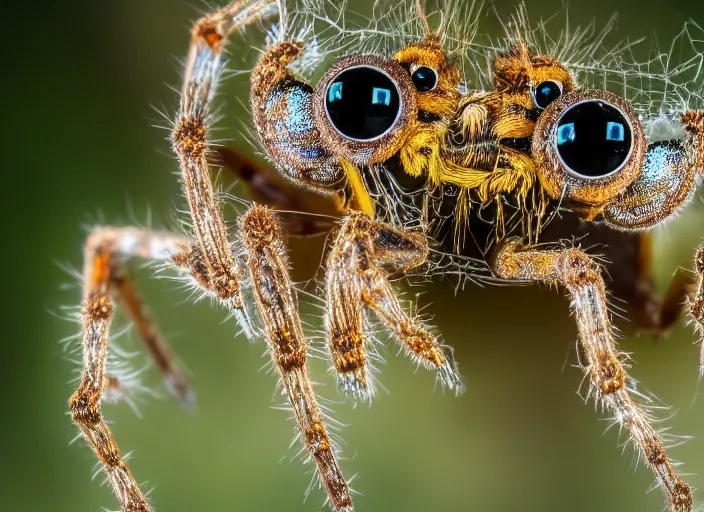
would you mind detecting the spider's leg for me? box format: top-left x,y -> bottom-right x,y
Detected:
326,211 -> 463,400
172,0 -> 278,336
690,245 -> 704,376
170,3 -> 353,508
493,240 -> 692,512
111,263 -> 193,406
241,205 -> 352,511
595,230 -> 692,332
632,269 -> 691,332
682,111 -> 704,375
167,2 -> 354,509
69,227 -> 190,512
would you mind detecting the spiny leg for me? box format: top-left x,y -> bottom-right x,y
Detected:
69,227 -> 190,512
633,268 -> 692,332
326,211 -> 463,400
684,111 -> 704,375
172,0 -> 278,332
493,241 -> 692,512
242,205 -> 352,511
171,2 -> 353,507
690,245 -> 704,377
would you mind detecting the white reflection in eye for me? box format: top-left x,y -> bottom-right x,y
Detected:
557,122 -> 576,145
606,121 -> 625,142
371,87 -> 391,106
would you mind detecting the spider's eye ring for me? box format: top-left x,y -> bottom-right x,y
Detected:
532,80 -> 563,110
314,55 -> 417,166
411,66 -> 438,92
531,89 -> 645,207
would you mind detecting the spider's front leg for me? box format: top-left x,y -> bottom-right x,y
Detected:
681,111 -> 704,376
493,241 -> 692,512
69,227 -> 192,512
171,2 -> 353,509
173,0 -> 279,334
325,211 -> 464,400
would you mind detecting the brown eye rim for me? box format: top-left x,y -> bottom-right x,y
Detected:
313,54 -> 417,166
552,98 -> 636,180
531,89 -> 646,207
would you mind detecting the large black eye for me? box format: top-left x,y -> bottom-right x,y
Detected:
555,100 -> 632,177
411,66 -> 438,92
325,66 -> 401,141
533,80 -> 562,110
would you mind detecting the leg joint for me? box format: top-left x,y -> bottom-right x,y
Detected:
69,389 -> 102,427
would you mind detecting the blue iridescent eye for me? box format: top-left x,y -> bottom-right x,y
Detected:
555,100 -> 632,177
325,66 -> 401,141
411,66 -> 438,92
532,80 -> 563,110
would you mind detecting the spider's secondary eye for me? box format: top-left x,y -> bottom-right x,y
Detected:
555,100 -> 632,177
325,66 -> 401,141
411,66 -> 438,92
532,80 -> 562,110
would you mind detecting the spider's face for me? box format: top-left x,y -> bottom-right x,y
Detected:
311,40 -> 460,166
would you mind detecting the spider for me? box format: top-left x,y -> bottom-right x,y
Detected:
67,1 -> 704,511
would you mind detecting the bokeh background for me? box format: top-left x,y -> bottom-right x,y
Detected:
4,1 -> 704,511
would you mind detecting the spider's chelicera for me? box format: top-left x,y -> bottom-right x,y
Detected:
67,1 -> 704,511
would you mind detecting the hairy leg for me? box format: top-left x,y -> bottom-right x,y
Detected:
493,240 -> 692,512
69,227 -> 190,512
690,245 -> 704,376
171,0 -> 278,334
326,211 -> 463,400
169,4 -> 353,507
241,205 -> 352,511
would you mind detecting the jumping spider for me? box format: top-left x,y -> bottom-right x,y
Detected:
68,1 -> 704,511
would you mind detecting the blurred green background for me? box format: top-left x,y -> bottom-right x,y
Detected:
4,1 -> 704,511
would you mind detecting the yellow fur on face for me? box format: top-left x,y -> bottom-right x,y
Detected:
390,40 -> 577,249
394,41 -> 461,118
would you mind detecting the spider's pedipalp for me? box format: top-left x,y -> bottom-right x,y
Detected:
326,211 -> 464,400
493,241 -> 692,512
241,204 -> 353,511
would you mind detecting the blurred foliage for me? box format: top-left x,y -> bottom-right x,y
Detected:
2,1 -> 704,511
